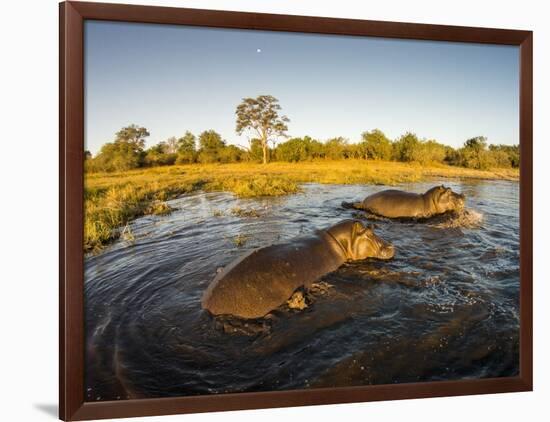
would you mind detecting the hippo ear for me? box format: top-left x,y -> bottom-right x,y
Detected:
353,221 -> 367,234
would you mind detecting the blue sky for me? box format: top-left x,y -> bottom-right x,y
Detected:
84,20 -> 519,154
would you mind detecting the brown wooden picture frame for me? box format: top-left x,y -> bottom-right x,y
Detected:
59,1 -> 533,420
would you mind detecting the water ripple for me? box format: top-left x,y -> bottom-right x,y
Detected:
85,180 -> 519,400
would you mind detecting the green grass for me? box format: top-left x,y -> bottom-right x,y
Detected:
232,234 -> 249,247
84,160 -> 518,252
230,207 -> 262,218
212,209 -> 224,217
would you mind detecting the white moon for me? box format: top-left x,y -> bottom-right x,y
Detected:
256,49 -> 262,53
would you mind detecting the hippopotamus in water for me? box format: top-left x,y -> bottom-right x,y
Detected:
201,219 -> 395,319
342,185 -> 465,219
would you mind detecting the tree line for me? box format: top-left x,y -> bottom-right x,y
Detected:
85,95 -> 519,173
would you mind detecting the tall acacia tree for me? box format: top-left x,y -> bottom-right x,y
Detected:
235,95 -> 290,164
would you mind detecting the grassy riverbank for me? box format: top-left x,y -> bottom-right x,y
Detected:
84,160 -> 518,252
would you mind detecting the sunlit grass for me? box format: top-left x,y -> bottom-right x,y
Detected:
232,234 -> 249,247
230,207 -> 262,218
84,160 -> 518,252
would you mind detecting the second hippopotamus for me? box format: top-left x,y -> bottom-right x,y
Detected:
201,219 -> 395,319
342,185 -> 465,219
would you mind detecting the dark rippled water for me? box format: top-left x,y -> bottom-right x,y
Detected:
84,180 -> 519,401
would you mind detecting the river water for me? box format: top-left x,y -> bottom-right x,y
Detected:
84,180 -> 519,401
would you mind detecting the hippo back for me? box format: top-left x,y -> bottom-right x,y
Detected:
363,190 -> 427,218
201,232 -> 345,319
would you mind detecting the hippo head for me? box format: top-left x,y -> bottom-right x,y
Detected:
426,185 -> 465,214
327,219 -> 395,261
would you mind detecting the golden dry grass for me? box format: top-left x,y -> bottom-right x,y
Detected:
85,160 -> 518,251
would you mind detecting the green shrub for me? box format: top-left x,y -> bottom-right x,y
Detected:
176,151 -> 196,164
485,149 -> 512,168
197,130 -> 225,163
219,145 -> 245,163
393,132 -> 420,162
143,145 -> 177,167
411,140 -> 446,164
324,137 -> 352,159
489,144 -> 519,168
175,132 -> 197,163
88,141 -> 143,172
359,129 -> 392,160
275,136 -> 324,162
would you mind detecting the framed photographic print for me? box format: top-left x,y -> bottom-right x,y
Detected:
59,1 -> 533,420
